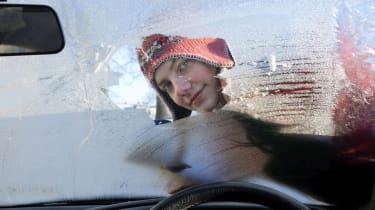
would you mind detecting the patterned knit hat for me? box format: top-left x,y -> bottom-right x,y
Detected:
136,33 -> 235,120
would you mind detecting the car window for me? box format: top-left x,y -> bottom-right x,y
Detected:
0,0 -> 374,208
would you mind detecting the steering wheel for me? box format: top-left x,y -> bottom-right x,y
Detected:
151,182 -> 310,210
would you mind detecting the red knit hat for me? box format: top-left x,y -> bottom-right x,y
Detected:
136,34 -> 235,120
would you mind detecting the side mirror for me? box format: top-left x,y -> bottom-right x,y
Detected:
0,4 -> 64,55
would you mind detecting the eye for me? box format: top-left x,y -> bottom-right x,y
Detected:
178,60 -> 189,74
160,81 -> 173,93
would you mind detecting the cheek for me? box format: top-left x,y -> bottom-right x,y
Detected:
190,67 -> 217,83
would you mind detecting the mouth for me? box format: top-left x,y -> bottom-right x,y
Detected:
190,86 -> 205,107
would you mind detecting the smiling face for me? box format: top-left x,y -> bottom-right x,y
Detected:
154,58 -> 222,112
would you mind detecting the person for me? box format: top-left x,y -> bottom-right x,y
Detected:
137,33 -> 235,121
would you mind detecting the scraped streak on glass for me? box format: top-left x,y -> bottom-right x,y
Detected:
221,55 -> 339,135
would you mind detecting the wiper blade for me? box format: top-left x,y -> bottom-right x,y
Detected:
86,198 -> 163,210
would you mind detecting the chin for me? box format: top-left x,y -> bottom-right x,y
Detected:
198,105 -> 217,113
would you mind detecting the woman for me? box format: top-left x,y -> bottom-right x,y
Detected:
137,33 -> 235,120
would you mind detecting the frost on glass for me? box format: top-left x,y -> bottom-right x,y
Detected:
331,0 -> 375,164
1,0 -> 374,207
220,0 -> 375,164
128,0 -> 375,204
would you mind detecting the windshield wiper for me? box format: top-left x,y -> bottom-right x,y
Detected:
85,198 -> 163,210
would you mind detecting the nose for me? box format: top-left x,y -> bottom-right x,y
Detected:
173,77 -> 191,96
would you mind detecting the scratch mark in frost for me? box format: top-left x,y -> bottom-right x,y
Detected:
78,79 -> 94,150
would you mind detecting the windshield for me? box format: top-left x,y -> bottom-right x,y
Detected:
0,0 -> 374,208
